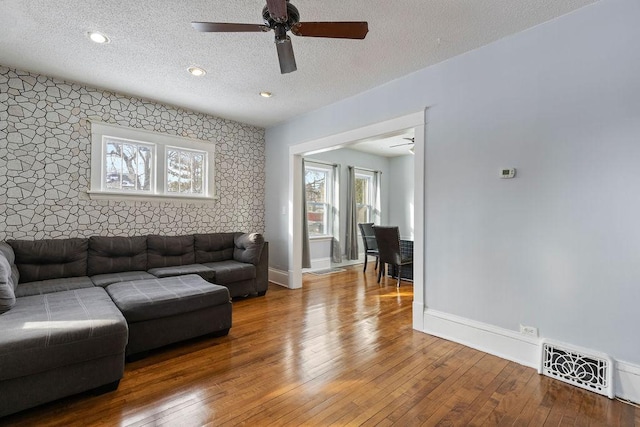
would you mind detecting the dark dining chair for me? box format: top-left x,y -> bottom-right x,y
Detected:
372,226 -> 413,286
358,222 -> 379,273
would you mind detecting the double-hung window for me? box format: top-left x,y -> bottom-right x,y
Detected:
355,170 -> 375,224
305,164 -> 333,236
90,122 -> 215,200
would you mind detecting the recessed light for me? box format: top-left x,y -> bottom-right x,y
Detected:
188,66 -> 206,77
260,91 -> 273,98
88,31 -> 110,44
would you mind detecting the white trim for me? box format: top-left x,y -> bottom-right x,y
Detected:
268,268 -> 290,288
616,360 -> 640,404
288,111 -> 426,299
302,257 -> 332,273
422,307 -> 640,403
86,191 -> 217,203
89,121 -> 215,200
422,308 -> 540,369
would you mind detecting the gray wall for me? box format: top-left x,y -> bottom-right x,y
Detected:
388,155 -> 414,240
265,0 -> 640,365
0,66 -> 265,240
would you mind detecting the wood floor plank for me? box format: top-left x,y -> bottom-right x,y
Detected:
1,266 -> 638,426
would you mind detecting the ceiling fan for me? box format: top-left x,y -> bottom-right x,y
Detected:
390,137 -> 415,154
192,0 -> 369,74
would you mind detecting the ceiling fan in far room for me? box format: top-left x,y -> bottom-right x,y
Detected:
390,137 -> 415,154
192,0 -> 369,74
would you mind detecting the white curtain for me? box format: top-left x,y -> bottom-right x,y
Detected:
345,166 -> 359,260
301,160 -> 311,269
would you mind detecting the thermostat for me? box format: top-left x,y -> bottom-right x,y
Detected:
500,168 -> 516,179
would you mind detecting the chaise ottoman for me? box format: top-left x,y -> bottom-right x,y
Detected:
104,274 -> 232,357
0,287 -> 128,417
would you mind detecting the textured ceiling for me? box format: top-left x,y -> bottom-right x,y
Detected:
0,0 -> 598,128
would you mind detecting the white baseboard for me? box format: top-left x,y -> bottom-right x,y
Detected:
616,360 -> 640,404
422,308 -> 540,369
421,308 -> 640,403
268,268 -> 290,288
302,257 -> 332,273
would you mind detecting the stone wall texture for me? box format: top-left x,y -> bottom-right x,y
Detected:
0,66 -> 265,240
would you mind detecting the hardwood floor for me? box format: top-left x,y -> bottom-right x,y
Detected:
3,265 -> 639,426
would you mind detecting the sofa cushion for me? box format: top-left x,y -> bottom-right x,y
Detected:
202,260 -> 256,283
194,233 -> 237,263
0,253 -> 16,313
88,236 -> 147,276
105,275 -> 230,323
0,287 -> 128,382
147,264 -> 215,281
90,271 -> 156,288
0,242 -> 19,290
15,277 -> 96,298
8,238 -> 88,283
233,233 -> 265,266
147,235 -> 195,268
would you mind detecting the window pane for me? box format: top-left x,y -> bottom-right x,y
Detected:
103,138 -> 153,192
166,147 -> 207,195
305,167 -> 330,235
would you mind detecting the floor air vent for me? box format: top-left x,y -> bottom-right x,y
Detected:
540,340 -> 614,399
539,340 -> 614,398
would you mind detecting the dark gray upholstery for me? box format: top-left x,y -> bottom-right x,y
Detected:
105,275 -> 230,323
202,260 -> 256,283
0,242 -> 19,290
147,235 -> 195,268
15,276 -> 96,298
88,236 -> 148,276
8,238 -> 88,283
194,232 -> 237,263
91,271 -> 156,288
0,287 -> 127,382
147,264 -> 215,281
233,233 -> 265,265
0,284 -> 126,418
0,251 -> 16,313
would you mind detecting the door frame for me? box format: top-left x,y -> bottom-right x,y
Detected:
288,109 -> 428,330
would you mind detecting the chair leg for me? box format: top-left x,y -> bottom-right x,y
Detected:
363,253 -> 368,273
374,257 -> 379,271
397,265 -> 402,287
377,263 -> 383,283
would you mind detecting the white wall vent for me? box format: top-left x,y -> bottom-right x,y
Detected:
539,340 -> 614,398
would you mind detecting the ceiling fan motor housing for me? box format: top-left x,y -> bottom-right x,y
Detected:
262,1 -> 300,31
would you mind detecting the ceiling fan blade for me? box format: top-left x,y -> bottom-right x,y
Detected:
266,0 -> 288,22
390,142 -> 414,148
275,37 -> 297,74
291,22 -> 369,39
191,22 -> 270,32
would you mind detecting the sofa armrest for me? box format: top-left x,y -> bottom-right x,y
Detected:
233,233 -> 265,266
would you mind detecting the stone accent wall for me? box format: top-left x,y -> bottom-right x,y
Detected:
0,66 -> 265,240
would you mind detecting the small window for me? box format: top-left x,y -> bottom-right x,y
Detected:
305,165 -> 333,236
90,122 -> 215,200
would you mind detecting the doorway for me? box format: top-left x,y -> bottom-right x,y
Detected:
288,111 -> 427,331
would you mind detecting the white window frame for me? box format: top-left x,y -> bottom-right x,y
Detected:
355,169 -> 375,226
89,122 -> 215,201
305,163 -> 333,237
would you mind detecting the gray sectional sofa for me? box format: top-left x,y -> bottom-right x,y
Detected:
0,232 -> 267,418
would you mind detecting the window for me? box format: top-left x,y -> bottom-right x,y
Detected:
90,122 -> 215,200
355,170 -> 375,224
305,164 -> 333,236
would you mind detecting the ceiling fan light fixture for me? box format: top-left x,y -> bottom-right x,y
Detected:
188,66 -> 207,77
88,31 -> 110,44
260,91 -> 273,98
